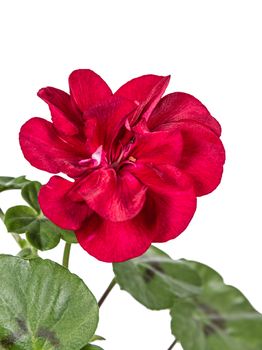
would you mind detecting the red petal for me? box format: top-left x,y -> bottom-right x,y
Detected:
84,96 -> 136,154
176,122 -> 225,196
131,130 -> 183,166
115,74 -> 170,123
76,165 -> 196,262
148,92 -> 221,136
115,74 -> 168,105
39,176 -> 90,230
69,69 -> 112,112
76,210 -> 154,262
131,164 -> 197,242
19,117 -> 87,178
74,168 -> 147,222
38,87 -> 82,136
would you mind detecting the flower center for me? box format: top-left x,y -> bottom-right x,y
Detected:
110,138 -> 136,170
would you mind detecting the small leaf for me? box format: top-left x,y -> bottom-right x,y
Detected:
59,228 -> 78,244
26,218 -> 60,251
4,206 -> 60,251
113,246 -> 201,310
0,255 -> 99,350
17,247 -> 38,260
171,261 -> 262,350
90,335 -> 106,342
21,181 -> 41,212
81,345 -> 104,350
0,176 -> 31,192
4,205 -> 38,234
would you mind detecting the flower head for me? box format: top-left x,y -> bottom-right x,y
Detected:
19,70 -> 225,262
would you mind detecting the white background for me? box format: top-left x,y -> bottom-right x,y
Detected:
0,1 -> 262,349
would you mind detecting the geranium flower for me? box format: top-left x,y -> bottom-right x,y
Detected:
19,70 -> 225,262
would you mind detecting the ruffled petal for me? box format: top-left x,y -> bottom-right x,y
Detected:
84,96 -> 136,154
76,210 -> 154,262
76,165 -> 196,262
74,168 -> 147,222
19,117 -> 87,178
175,122 -> 225,196
148,92 -> 221,136
37,87 -> 82,136
130,164 -> 197,242
130,130 -> 183,166
69,69 -> 112,112
115,74 -> 170,124
38,176 -> 90,230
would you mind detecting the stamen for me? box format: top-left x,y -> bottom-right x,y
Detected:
78,158 -> 93,166
128,156 -> 137,163
79,145 -> 103,167
91,145 -> 103,166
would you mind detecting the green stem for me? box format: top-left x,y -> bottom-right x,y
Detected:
167,339 -> 177,350
10,233 -> 26,249
0,208 -> 4,221
62,242 -> 71,268
0,207 -> 26,249
98,278 -> 117,308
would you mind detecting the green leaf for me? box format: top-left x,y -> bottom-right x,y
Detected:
17,247 -> 38,260
113,246 -> 201,310
0,255 -> 98,350
90,335 -> 105,342
21,181 -> 41,213
81,345 -> 103,350
4,205 -> 38,234
59,228 -> 78,244
171,261 -> 262,350
0,176 -> 31,192
26,218 -> 60,251
4,206 -> 60,250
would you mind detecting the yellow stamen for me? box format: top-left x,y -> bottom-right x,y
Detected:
128,156 -> 137,163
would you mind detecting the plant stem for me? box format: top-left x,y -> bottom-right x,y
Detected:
62,242 -> 71,268
98,278 -> 117,308
167,339 -> 177,350
0,208 -> 4,221
10,233 -> 26,249
0,207 -> 26,248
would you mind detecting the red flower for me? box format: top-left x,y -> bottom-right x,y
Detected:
19,70 -> 225,262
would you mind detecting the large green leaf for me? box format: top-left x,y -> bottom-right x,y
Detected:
0,255 -> 98,350
21,181 -> 41,213
0,176 -> 31,192
171,261 -> 262,350
113,246 -> 201,310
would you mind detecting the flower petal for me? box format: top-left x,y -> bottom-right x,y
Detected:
131,164 -> 197,242
38,87 -> 82,136
19,117 -> 87,177
115,74 -> 170,124
84,96 -> 136,154
115,74 -> 168,105
69,69 -> 112,112
76,165 -> 196,262
148,92 -> 221,136
176,122 -> 225,196
76,210 -> 154,262
74,168 -> 147,222
131,130 -> 183,166
38,176 -> 90,230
